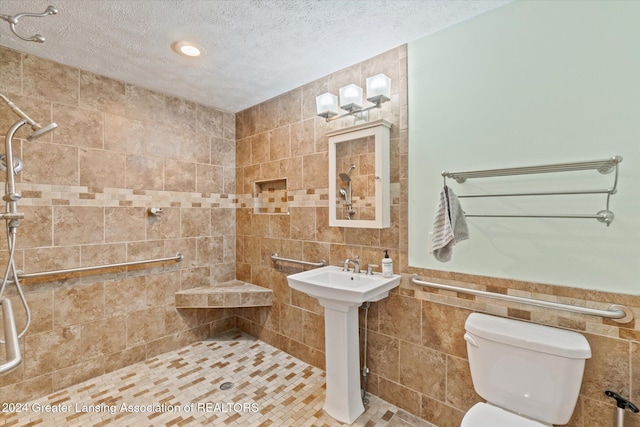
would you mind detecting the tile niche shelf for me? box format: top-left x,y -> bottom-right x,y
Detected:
254,178 -> 288,214
175,280 -> 273,309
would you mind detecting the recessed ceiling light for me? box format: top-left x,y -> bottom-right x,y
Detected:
171,41 -> 202,57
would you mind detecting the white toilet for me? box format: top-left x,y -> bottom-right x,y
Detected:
462,313 -> 592,427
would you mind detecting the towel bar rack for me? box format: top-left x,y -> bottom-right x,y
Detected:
411,276 -> 633,323
17,252 -> 183,280
442,156 -> 622,183
464,211 -> 614,223
441,155 -> 622,226
457,188 -> 614,198
271,253 -> 326,268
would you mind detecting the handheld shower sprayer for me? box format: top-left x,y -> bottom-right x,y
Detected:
0,5 -> 58,43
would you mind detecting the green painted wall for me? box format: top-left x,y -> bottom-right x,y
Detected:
408,0 -> 640,293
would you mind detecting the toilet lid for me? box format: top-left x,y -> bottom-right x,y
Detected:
461,403 -> 550,427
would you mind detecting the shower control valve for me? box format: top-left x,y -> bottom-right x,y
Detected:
148,207 -> 163,216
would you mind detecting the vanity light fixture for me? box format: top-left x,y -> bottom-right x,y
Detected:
171,41 -> 202,57
339,84 -> 363,112
316,74 -> 391,122
366,74 -> 391,104
316,93 -> 339,119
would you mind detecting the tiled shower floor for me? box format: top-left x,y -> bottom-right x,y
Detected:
2,330 -> 433,427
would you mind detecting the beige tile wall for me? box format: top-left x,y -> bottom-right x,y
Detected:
234,45 -> 640,427
0,46 -> 236,402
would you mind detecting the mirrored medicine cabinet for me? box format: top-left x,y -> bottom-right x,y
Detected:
328,119 -> 391,228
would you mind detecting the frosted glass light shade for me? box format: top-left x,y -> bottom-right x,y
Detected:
339,84 -> 363,112
316,93 -> 339,118
366,74 -> 391,104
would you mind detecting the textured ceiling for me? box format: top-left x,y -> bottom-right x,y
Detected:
0,0 -> 510,112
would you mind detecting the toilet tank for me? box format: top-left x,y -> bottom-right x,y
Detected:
464,313 -> 591,425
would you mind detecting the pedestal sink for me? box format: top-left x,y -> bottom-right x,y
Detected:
286,266 -> 401,424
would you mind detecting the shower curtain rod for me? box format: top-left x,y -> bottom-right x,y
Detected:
411,276 -> 633,323
17,252 -> 183,280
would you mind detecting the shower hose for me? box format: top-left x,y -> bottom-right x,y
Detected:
0,204 -> 31,344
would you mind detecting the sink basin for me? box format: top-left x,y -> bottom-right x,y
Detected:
287,265 -> 401,305
286,265 -> 401,424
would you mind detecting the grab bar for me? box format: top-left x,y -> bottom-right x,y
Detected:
271,253 -> 326,268
17,252 -> 183,280
411,276 -> 633,323
0,298 -> 22,374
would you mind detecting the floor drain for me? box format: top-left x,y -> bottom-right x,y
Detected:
219,381 -> 234,390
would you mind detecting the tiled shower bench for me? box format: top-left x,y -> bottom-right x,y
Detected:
175,280 -> 273,308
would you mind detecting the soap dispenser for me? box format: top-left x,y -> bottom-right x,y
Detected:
382,250 -> 393,278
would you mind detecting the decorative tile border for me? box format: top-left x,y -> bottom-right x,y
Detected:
17,184 -> 237,209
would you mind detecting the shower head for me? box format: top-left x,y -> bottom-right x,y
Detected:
339,188 -> 348,198
339,173 -> 351,183
27,122 -> 57,141
339,164 -> 356,183
0,94 -> 57,140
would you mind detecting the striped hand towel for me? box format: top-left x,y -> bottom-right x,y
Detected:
431,186 -> 469,262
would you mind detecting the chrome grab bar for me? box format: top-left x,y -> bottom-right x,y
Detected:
17,252 -> 183,280
271,253 -> 326,268
0,298 -> 22,374
411,276 -> 633,324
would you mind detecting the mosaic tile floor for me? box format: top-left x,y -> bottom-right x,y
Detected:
2,330 -> 434,427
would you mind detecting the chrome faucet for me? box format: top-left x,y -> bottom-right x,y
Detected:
343,256 -> 360,273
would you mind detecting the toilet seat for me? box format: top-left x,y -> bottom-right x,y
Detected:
461,403 -> 551,427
